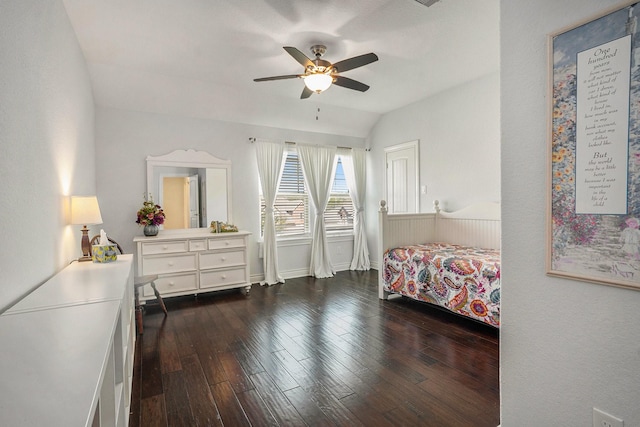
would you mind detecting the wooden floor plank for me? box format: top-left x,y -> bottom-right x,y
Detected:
159,330 -> 182,374
301,381 -> 365,427
181,353 -> 223,426
139,317 -> 164,399
227,339 -> 266,377
217,349 -> 255,394
196,341 -> 229,386
128,337 -> 142,427
282,386 -> 338,427
139,394 -> 167,427
209,380 -> 252,426
129,269 -> 499,426
296,353 -> 355,400
162,370 -> 195,427
171,311 -> 196,358
249,371 -> 308,427
339,393 -> 394,427
235,388 -> 280,427
243,335 -> 301,393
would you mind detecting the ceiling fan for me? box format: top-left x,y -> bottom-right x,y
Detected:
254,45 -> 378,99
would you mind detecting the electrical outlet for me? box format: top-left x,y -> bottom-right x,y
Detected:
593,408 -> 623,427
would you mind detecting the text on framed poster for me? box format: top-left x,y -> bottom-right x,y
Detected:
576,36 -> 630,214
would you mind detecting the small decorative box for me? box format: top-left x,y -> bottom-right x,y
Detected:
92,244 -> 118,263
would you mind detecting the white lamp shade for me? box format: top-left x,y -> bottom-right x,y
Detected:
303,73 -> 333,93
70,196 -> 103,225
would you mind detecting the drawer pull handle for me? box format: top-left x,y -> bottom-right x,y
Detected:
169,281 -> 175,286
221,257 -> 226,262
168,262 -> 174,266
163,245 -> 168,250
221,275 -> 227,279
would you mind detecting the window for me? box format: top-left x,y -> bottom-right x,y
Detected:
325,157 -> 354,232
261,151 -> 309,237
260,150 -> 354,237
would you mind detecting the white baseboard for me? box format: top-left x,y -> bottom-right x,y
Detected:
282,268 -> 311,280
250,274 -> 264,284
249,268 -> 310,284
251,262 -> 359,284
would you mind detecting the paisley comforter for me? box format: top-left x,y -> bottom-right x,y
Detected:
383,243 -> 500,327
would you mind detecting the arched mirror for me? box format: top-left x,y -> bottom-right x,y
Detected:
146,149 -> 232,229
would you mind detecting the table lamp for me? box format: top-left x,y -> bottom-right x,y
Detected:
70,196 -> 103,262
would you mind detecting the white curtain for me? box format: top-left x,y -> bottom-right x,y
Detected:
297,144 -> 337,278
255,140 -> 285,285
339,147 -> 370,270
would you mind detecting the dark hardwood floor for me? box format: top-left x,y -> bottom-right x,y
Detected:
129,269 -> 499,427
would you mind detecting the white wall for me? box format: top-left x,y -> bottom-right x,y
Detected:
501,0 -> 640,425
95,106 -> 364,280
0,0 -> 95,312
366,73 -> 501,267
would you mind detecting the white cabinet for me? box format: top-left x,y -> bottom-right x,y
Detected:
134,229 -> 251,300
0,255 -> 135,427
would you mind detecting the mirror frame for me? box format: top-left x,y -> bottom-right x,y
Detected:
146,149 -> 232,227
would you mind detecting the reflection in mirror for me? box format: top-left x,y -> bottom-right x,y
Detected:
146,150 -> 231,229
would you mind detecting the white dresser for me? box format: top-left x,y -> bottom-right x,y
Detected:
134,229 -> 252,300
0,255 -> 135,427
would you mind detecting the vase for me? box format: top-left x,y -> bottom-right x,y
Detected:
143,224 -> 159,236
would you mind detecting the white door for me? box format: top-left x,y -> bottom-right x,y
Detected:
385,141 -> 419,213
188,175 -> 200,228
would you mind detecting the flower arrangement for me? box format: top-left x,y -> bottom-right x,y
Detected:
210,220 -> 238,233
136,198 -> 165,226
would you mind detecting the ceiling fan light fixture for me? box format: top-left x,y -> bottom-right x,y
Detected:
303,73 -> 333,93
254,45 -> 378,98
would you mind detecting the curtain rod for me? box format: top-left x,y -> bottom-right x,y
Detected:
249,137 -> 370,151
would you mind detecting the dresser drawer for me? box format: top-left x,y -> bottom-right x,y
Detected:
141,240 -> 188,255
142,253 -> 197,275
143,272 -> 197,297
199,250 -> 245,269
200,267 -> 247,289
208,237 -> 245,250
189,239 -> 207,251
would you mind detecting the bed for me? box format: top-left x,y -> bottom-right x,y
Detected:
378,200 -> 501,327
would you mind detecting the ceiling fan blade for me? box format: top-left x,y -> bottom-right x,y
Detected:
300,86 -> 314,99
284,46 -> 314,68
333,76 -> 370,92
331,53 -> 378,73
254,74 -> 302,82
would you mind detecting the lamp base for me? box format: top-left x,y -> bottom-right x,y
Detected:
79,226 -> 92,262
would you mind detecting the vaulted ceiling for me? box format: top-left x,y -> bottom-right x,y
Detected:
62,0 -> 499,138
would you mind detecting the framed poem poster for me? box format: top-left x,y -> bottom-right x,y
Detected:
548,1 -> 640,290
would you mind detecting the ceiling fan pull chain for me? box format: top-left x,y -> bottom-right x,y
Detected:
316,107 -> 320,121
